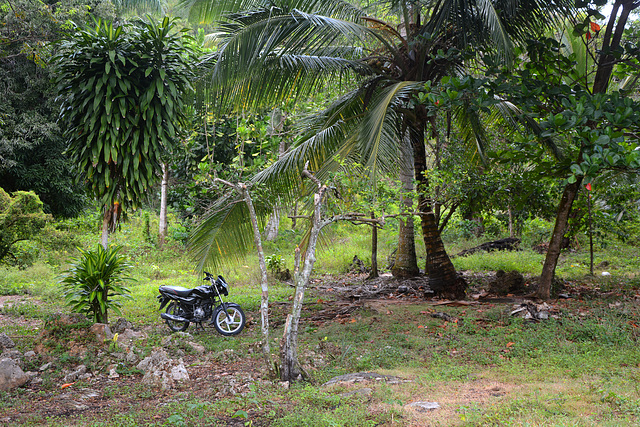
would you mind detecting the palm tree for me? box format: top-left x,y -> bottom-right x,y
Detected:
185,0 -> 575,297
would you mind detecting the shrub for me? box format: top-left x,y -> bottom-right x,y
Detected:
0,189 -> 51,265
522,217 -> 553,247
60,245 -> 134,324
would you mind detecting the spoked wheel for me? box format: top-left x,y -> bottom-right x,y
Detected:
212,303 -> 245,336
165,302 -> 190,332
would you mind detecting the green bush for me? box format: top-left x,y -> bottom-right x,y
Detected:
522,217 -> 553,247
59,245 -> 134,324
0,188 -> 51,265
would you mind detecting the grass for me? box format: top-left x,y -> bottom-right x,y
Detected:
1,210 -> 640,426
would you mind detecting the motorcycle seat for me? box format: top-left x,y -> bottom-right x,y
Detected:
159,285 -> 193,297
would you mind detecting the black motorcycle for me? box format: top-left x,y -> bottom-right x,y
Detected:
157,272 -> 245,335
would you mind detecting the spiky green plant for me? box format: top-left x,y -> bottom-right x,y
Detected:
60,245 -> 134,324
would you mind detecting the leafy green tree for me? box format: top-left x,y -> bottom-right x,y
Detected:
60,245 -> 134,324
54,17 -> 195,248
422,6 -> 640,298
185,0 -> 574,298
0,0 -> 112,217
0,188 -> 50,264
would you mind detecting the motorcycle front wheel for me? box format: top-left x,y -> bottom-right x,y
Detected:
212,303 -> 245,336
165,302 -> 190,332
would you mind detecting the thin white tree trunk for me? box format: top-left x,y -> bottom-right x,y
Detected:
101,208 -> 109,250
214,178 -> 272,372
265,207 -> 280,241
159,162 -> 169,248
280,164 -> 327,382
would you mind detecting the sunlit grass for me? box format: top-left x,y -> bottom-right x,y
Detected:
452,249 -> 545,274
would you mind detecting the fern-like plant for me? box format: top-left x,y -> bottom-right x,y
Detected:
60,245 -> 134,324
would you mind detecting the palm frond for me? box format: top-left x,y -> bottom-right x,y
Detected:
250,77 -> 410,201
452,102 -> 490,164
188,192 -> 267,272
180,0 -> 365,25
426,0 -> 575,61
492,98 -> 564,160
199,8 -> 377,110
357,81 -> 422,177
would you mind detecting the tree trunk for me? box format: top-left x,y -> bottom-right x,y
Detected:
369,211 -> 379,279
536,177 -> 582,299
215,179 -> 272,372
159,162 -> 169,248
240,183 -> 272,371
265,207 -> 280,241
392,146 -> 419,277
101,211 -> 109,250
592,0 -> 633,94
411,116 -> 465,299
280,169 -> 328,382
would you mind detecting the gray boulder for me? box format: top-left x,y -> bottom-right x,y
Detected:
0,333 -> 15,350
0,358 -> 29,391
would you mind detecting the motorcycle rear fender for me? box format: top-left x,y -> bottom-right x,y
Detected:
158,295 -> 171,310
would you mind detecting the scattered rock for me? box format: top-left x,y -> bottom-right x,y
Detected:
23,350 -> 36,359
1,350 -> 24,368
0,333 -> 15,350
339,387 -> 372,398
170,364 -> 189,381
39,362 -> 52,372
279,381 -> 290,390
137,349 -> 190,390
54,389 -> 99,411
116,329 -> 146,351
322,372 -> 407,387
431,312 -> 458,323
125,349 -> 139,365
405,401 -> 440,412
602,271 -> 611,276
112,318 -> 136,334
0,358 -> 29,391
186,341 -> 206,355
90,323 -> 113,343
108,368 -> 119,379
64,365 -> 87,383
510,301 -> 558,322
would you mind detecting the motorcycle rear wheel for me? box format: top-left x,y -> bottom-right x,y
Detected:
165,302 -> 190,332
212,303 -> 245,336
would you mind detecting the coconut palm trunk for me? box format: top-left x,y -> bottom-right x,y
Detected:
410,115 -> 465,299
392,137 -> 419,277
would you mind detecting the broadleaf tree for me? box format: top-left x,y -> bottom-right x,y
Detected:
54,17 -> 195,248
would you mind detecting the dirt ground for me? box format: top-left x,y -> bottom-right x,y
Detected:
0,273 -> 633,426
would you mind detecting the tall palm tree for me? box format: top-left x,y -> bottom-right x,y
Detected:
185,0 -> 575,298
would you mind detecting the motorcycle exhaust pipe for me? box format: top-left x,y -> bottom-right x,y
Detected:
161,312 -> 189,323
